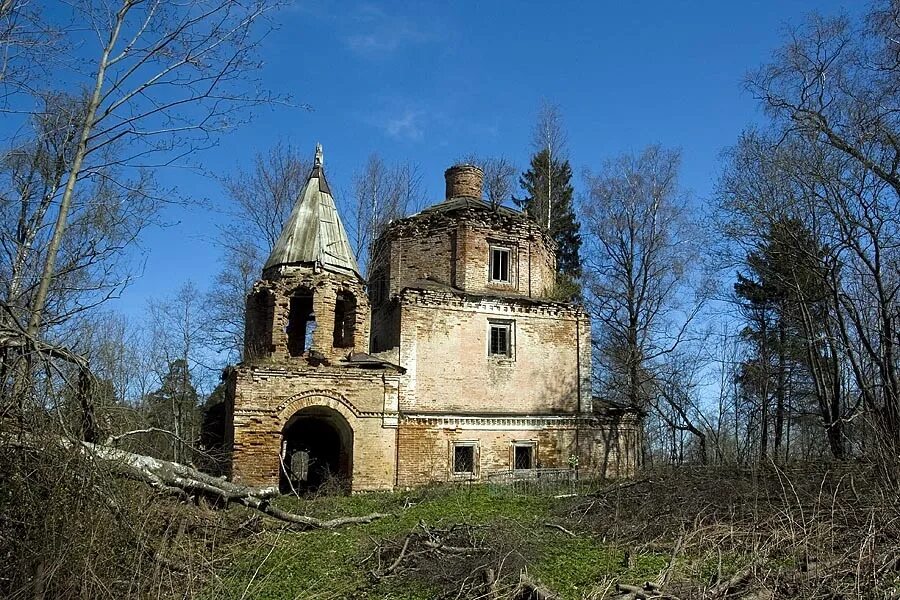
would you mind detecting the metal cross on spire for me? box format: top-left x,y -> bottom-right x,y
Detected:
315,143 -> 323,167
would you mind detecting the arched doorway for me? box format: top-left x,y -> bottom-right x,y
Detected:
280,406 -> 353,493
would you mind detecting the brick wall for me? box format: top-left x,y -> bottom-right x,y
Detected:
444,164 -> 483,198
228,364 -> 401,491
397,290 -> 592,415
245,265 -> 370,363
454,222 -> 556,298
370,204 -> 558,304
227,361 -> 640,490
395,416 -> 642,487
387,227 -> 455,297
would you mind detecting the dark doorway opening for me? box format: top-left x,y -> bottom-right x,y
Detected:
280,407 -> 352,493
287,291 -> 314,357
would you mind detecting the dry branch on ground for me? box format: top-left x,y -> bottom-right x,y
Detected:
13,436 -> 392,530
85,441 -> 390,529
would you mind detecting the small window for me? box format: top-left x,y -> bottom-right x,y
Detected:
489,321 -> 513,357
453,444 -> 475,474
490,247 -> 510,282
514,444 -> 534,470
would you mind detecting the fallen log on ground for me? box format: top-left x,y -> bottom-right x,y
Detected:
612,581 -> 681,600
513,573 -> 559,600
66,439 -> 391,529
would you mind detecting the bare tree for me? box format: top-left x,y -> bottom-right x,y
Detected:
582,145 -> 702,415
459,154 -> 516,208
717,131 -> 851,460
0,93 -> 160,433
530,100 -> 567,229
13,0 -> 280,341
743,3 -> 900,454
205,241 -> 263,361
347,153 -> 424,274
207,142 -> 308,359
0,1 -> 61,100
71,311 -> 152,405
1,94 -> 160,331
220,141 -> 309,255
147,281 -> 211,462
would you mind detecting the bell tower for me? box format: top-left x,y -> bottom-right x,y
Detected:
243,144 -> 370,363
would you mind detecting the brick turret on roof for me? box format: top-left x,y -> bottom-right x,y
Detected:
263,144 -> 362,280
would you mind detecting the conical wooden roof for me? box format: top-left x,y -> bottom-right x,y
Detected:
263,145 -> 362,279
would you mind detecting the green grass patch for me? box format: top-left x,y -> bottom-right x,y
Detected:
213,484 -> 667,599
210,486 -> 541,598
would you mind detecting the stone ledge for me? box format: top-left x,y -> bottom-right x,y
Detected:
399,288 -> 585,317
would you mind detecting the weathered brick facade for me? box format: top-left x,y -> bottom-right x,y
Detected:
226,154 -> 641,493
245,268 -> 370,363
226,366 -> 400,491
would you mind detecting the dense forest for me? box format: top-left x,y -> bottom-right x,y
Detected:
1,1 -> 899,599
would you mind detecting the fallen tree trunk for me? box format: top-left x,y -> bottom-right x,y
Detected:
74,440 -> 390,529
514,573 -> 559,600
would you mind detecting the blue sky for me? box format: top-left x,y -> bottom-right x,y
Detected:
119,0 -> 860,317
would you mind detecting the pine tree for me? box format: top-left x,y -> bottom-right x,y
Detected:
735,217 -> 840,459
145,359 -> 200,462
515,149 -> 582,280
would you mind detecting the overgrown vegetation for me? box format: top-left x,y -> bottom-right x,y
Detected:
8,465 -> 892,599
213,466 -> 900,599
5,1 -> 900,598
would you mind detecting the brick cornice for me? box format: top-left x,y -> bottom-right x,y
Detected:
399,289 -> 585,318
403,413 -> 587,430
233,389 -> 388,420
236,364 -> 402,380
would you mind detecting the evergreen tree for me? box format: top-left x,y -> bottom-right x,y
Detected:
144,359 -> 200,462
735,218 -> 842,459
515,149 -> 582,280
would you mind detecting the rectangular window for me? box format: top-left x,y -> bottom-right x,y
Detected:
489,321 -> 513,357
514,444 -> 534,470
490,247 -> 510,282
453,444 -> 475,474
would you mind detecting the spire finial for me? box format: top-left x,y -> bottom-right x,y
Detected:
314,143 -> 323,167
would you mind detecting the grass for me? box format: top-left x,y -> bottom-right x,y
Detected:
209,484 -> 648,599
203,465 -> 900,599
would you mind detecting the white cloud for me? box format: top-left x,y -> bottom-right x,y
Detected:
383,109 -> 426,141
342,4 -> 434,58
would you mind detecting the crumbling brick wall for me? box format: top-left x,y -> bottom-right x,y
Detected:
397,289 -> 592,415
244,266 -> 370,363
370,205 -> 557,302
395,416 -> 641,486
227,364 -> 401,491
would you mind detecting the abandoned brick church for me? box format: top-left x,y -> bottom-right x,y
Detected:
224,145 -> 641,492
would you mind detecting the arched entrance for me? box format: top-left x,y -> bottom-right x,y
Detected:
280,406 -> 353,493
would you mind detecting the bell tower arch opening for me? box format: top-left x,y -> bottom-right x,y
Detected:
333,290 -> 357,349
287,289 -> 315,357
280,406 -> 353,493
244,288 -> 273,359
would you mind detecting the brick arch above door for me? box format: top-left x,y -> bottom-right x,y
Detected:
276,390 -> 360,425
